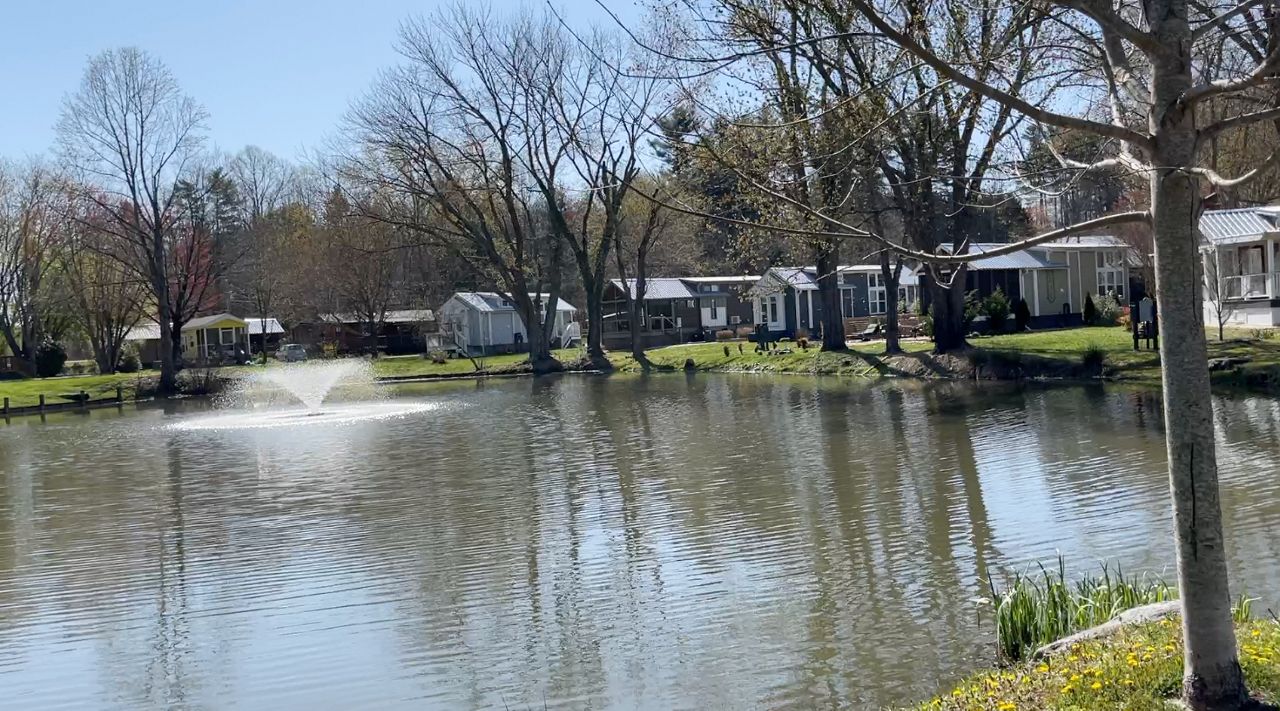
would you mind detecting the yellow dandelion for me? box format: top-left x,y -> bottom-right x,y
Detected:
1035,664 -> 1049,673
1091,681 -> 1103,690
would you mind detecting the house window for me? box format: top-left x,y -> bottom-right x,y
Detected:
220,328 -> 235,345
709,298 -> 720,319
758,295 -> 779,324
1096,250 -> 1126,299
841,288 -> 855,317
868,273 -> 887,315
699,284 -> 719,293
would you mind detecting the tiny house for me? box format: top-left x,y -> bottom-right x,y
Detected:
439,292 -> 578,354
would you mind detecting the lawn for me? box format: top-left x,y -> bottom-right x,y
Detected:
371,348 -> 587,379
0,371 -> 149,409
4,326 -> 1278,409
911,618 -> 1280,711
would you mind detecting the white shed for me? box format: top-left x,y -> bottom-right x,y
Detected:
439,292 -> 578,354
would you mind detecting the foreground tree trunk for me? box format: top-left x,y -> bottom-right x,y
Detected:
814,240 -> 845,350
1149,16 -> 1245,708
880,253 -> 902,355
925,270 -> 968,354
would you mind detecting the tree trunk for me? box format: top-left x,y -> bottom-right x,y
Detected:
926,270 -> 968,353
1147,14 -> 1246,705
583,277 -> 611,368
815,240 -> 846,351
881,253 -> 902,355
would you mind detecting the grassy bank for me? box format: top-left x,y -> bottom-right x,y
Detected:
913,618 -> 1280,710
615,326 -> 1280,388
3,326 -> 1278,409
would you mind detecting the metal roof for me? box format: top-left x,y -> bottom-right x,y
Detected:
680,275 -> 759,284
450,292 -> 576,313
244,317 -> 286,335
1199,208 -> 1278,245
937,244 -> 1061,271
1039,235 -> 1129,249
610,278 -> 698,300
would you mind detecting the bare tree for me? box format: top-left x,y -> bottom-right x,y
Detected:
56,47 -> 208,392
0,161 -> 65,371
62,196 -> 147,373
1204,247 -> 1239,342
347,5 -> 569,372
639,0 -> 1278,705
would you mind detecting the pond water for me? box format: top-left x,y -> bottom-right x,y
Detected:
2,375 -> 1279,710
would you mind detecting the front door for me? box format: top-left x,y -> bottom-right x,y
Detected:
759,295 -> 784,331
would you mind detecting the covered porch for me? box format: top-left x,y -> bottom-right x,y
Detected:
1211,240 -> 1280,301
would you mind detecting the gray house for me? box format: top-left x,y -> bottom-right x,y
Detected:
438,292 -> 578,354
1199,207 -> 1280,327
601,276 -> 758,348
748,265 -> 919,339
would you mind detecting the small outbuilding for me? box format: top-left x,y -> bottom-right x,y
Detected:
181,314 -> 250,365
439,292 -> 578,354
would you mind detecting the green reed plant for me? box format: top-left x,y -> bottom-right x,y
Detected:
986,556 -> 1255,663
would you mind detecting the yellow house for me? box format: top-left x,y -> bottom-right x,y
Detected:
181,314 -> 249,365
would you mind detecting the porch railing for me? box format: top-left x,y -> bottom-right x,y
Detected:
1222,273 -> 1275,300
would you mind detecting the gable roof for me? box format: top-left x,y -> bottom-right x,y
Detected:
610,278 -> 698,301
186,313 -> 247,330
1199,208 -> 1279,245
450,292 -> 576,313
244,317 -> 285,336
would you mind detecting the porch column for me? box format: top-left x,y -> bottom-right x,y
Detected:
808,290 -> 815,329
1269,238 -> 1277,297
1031,270 -> 1041,317
1215,248 -> 1224,305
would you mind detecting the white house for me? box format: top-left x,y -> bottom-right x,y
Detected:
1199,207 -> 1280,327
747,264 -> 919,337
439,292 -> 578,354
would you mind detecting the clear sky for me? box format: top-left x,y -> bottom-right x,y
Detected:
1,0 -> 641,162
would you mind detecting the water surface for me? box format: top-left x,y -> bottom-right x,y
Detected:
2,375 -> 1279,710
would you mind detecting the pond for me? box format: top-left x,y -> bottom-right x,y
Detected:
1,374 -> 1279,710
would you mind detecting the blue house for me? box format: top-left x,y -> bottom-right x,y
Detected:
748,264 -> 919,339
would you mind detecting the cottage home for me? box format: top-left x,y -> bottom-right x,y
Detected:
439,292 -> 577,354
601,276 -> 758,348
925,237 -> 1143,328
180,314 -> 250,364
1199,207 -> 1280,327
748,264 -> 919,338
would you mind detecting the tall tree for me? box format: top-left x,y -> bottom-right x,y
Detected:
0,161 -> 65,371
169,168 -> 243,365
346,5 -> 570,372
62,196 -> 147,374
56,47 -> 208,392
652,0 -> 1280,705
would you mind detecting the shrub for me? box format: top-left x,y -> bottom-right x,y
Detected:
736,326 -> 755,338
795,327 -> 809,341
798,337 -> 809,350
117,345 -> 141,373
723,344 -> 731,357
428,350 -> 447,364
1095,294 -> 1123,326
715,329 -> 735,341
1084,293 -> 1098,325
920,312 -> 934,338
1082,344 -> 1107,375
35,340 -> 67,378
983,288 -> 1011,333
1014,297 -> 1032,331
963,290 -> 982,329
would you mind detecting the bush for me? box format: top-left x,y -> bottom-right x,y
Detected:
963,290 -> 982,329
920,312 -> 934,338
1084,293 -> 1098,325
722,344 -> 731,357
983,288 -> 1011,333
798,337 -> 809,350
428,350 -> 447,364
736,326 -> 755,338
117,345 -> 141,373
1082,344 -> 1107,374
64,360 -> 97,376
715,329 -> 735,341
795,327 -> 809,341
1014,297 -> 1032,331
35,340 -> 67,378
1095,294 -> 1123,326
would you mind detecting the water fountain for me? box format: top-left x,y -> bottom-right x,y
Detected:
171,359 -> 438,431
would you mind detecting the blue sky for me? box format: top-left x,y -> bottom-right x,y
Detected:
0,0 -> 641,162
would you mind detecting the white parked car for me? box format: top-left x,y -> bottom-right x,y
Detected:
276,343 -> 308,362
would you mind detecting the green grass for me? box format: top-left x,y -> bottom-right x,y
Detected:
913,618 -> 1280,710
370,348 -> 587,378
0,372 -> 150,408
